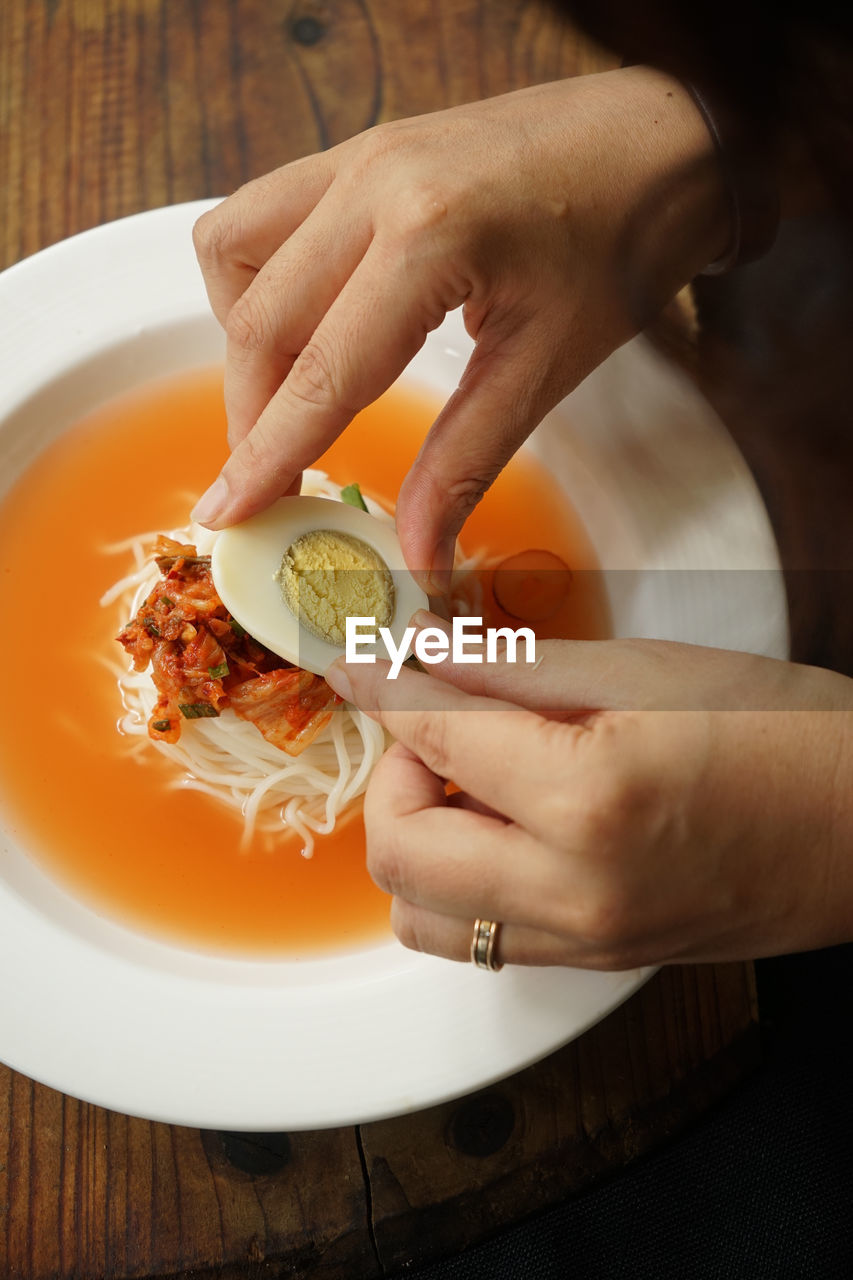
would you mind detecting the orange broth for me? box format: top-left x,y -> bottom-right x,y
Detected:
0,367 -> 609,957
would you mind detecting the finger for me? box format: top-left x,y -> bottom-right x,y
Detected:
192,155 -> 337,325
327,658 -> 586,842
366,769 -> 570,932
375,746 -> 520,826
446,790 -> 508,821
395,308 -> 605,591
380,740 -> 510,819
222,194 -> 372,448
389,610 -> 608,719
366,742 -> 576,936
368,739 -> 448,813
193,234 -> 468,530
389,900 -> 595,969
406,613 -> 805,715
407,612 -> 610,717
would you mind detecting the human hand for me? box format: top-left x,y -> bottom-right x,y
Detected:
191,66 -> 728,591
325,625 -> 853,969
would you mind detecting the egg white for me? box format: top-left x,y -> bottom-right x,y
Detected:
211,496 -> 429,676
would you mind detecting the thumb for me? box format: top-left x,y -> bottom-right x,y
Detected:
408,615 -> 816,717
406,614 -> 613,717
395,316 -> 585,595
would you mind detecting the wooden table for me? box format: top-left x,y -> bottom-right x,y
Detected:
5,1 -> 839,1275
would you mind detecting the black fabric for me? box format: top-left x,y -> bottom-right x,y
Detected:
394,946 -> 853,1279
549,1 -> 853,226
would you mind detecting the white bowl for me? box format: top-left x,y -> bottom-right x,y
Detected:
0,202 -> 786,1129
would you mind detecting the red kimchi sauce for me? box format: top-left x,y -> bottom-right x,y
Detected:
0,367 -> 609,956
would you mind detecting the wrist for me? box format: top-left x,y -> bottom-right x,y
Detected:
679,77 -> 780,273
593,65 -> 733,310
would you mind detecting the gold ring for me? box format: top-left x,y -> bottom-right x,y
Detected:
470,918 -> 503,972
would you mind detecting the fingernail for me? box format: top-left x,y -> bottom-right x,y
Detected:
325,660 -> 353,703
424,535 -> 456,596
191,476 -> 229,528
411,609 -> 448,632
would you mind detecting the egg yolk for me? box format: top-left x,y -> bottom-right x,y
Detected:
277,528 -> 395,646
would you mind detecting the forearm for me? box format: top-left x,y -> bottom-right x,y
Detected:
555,0 -> 852,226
552,66 -> 731,302
786,709 -> 853,953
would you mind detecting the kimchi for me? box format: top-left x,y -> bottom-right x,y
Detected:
117,536 -> 339,755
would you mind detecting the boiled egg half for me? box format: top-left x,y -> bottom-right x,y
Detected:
211,495 -> 429,676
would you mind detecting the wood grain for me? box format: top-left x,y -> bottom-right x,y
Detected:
0,0 -> 616,270
0,2 -> 762,1277
0,1074 -> 373,1277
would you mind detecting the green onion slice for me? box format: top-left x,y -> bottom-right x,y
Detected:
340,482 -> 368,510
178,702 -> 220,719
